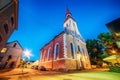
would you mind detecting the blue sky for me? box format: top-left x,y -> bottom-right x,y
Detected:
8,0 -> 120,61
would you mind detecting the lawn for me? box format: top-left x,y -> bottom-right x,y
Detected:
18,71 -> 120,80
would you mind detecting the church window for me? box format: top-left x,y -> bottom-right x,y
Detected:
70,43 -> 75,59
48,48 -> 51,61
43,51 -> 46,61
54,44 -> 59,60
78,46 -> 82,53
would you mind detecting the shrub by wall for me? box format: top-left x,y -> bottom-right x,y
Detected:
109,66 -> 120,73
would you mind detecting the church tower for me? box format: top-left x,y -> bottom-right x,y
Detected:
39,8 -> 91,71
63,9 -> 83,41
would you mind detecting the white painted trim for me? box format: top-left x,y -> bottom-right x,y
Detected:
63,33 -> 67,58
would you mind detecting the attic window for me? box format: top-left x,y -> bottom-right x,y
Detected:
13,43 -> 17,47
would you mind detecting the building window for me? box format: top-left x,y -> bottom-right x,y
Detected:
1,48 -> 7,53
0,35 -> 2,43
48,48 -> 51,61
78,46 -> 82,53
0,57 -> 3,62
70,43 -> 75,59
54,44 -> 59,60
11,17 -> 14,26
13,43 -> 17,47
3,23 -> 9,34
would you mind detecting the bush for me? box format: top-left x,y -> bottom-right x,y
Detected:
109,66 -> 120,73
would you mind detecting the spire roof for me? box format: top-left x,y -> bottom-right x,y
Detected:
66,8 -> 72,18
66,8 -> 71,14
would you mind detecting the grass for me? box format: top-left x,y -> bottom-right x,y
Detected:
18,71 -> 120,80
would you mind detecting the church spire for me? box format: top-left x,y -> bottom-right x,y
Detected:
63,8 -> 84,41
66,8 -> 72,18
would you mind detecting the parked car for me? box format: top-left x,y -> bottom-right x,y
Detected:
34,65 -> 38,70
31,65 -> 35,69
39,66 -> 46,71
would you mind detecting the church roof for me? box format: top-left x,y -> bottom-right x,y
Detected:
40,31 -> 65,50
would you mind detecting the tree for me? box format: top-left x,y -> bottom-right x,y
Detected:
86,39 -> 104,65
98,32 -> 119,55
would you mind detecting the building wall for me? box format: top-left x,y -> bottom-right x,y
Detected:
0,41 -> 23,68
65,33 -> 91,70
39,32 -> 91,71
0,0 -> 18,51
39,32 -> 65,70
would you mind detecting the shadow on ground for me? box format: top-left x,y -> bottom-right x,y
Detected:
13,72 -> 28,75
0,77 -> 11,80
18,75 -> 32,80
0,69 -> 14,73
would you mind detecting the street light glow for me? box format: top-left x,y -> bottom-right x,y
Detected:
23,49 -> 33,59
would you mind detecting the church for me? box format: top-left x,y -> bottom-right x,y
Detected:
38,9 -> 91,71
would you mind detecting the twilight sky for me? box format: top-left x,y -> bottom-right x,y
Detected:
8,0 -> 120,61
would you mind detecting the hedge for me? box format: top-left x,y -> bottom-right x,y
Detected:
109,66 -> 120,73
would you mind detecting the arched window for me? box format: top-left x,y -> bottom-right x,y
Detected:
3,23 -> 9,34
54,44 -> 59,60
43,51 -> 46,61
11,17 -> 14,26
48,48 -> 51,61
70,43 -> 75,59
78,46 -> 82,53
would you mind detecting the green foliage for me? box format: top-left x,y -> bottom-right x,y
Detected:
109,66 -> 120,73
86,32 -> 120,66
98,32 -> 115,48
86,39 -> 104,65
101,51 -> 109,59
